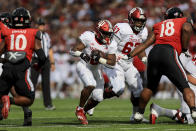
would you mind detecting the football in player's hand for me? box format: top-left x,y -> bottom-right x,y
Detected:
91,50 -> 101,62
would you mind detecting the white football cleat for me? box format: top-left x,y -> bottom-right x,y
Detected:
130,114 -> 149,123
86,108 -> 94,116
191,110 -> 196,120
134,112 -> 143,122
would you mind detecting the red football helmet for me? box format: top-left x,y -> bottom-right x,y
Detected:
95,20 -> 113,44
128,7 -> 147,32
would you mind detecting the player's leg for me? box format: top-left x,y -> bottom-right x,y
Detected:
125,64 -> 147,122
103,65 -> 125,98
13,68 -> 35,126
10,87 -> 32,126
75,62 -> 96,124
150,103 -> 180,124
13,68 -> 35,106
166,50 -> 196,119
84,67 -> 105,114
0,69 -> 14,119
134,47 -> 162,122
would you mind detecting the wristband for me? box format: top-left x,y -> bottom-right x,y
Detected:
70,50 -> 82,57
99,57 -> 107,65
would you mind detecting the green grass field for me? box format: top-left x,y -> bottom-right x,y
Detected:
0,98 -> 196,131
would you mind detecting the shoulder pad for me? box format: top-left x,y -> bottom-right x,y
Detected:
79,31 -> 94,43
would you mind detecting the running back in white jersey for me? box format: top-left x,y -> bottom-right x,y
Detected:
79,31 -> 116,66
112,23 -> 148,70
77,30 -> 117,102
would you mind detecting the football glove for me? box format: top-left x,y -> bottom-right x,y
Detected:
80,53 -> 90,63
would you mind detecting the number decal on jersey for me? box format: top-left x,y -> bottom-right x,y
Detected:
113,25 -> 120,34
122,42 -> 141,55
10,34 -> 27,50
160,21 -> 175,37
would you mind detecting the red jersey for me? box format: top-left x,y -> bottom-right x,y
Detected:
153,18 -> 187,55
1,26 -> 38,62
0,22 -> 9,43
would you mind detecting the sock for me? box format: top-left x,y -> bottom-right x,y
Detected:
132,106 -> 139,115
154,104 -> 177,118
9,97 -> 15,105
23,107 -> 31,114
138,108 -> 145,114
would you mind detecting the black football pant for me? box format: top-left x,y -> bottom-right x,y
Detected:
147,44 -> 189,93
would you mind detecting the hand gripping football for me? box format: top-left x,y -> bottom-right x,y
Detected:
91,50 -> 101,62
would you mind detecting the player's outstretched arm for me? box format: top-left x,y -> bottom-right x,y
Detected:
128,32 -> 155,58
181,22 -> 193,52
70,42 -> 91,63
187,74 -> 196,85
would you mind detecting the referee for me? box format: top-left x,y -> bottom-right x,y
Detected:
31,18 -> 56,110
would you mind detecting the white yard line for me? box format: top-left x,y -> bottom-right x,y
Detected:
166,129 -> 196,131
120,127 -> 157,130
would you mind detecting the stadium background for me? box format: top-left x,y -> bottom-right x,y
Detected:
0,0 -> 196,99
0,0 -> 196,130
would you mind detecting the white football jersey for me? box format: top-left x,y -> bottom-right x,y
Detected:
180,52 -> 196,78
112,23 -> 148,70
79,31 -> 117,66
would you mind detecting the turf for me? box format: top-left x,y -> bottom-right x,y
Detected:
0,98 -> 196,131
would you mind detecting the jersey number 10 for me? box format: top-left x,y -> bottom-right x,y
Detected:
10,34 -> 27,50
160,21 -> 175,37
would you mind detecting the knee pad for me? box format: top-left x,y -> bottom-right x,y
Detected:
128,79 -> 143,98
92,88 -> 104,102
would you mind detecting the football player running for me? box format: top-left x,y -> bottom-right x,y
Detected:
70,20 -> 117,125
83,7 -> 149,122
0,7 -> 46,125
150,44 -> 196,124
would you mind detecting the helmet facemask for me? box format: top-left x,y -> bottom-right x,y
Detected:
12,7 -> 31,29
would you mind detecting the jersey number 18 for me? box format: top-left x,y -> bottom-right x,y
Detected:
160,21 -> 175,37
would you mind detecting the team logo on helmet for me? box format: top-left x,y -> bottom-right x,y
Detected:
96,20 -> 113,44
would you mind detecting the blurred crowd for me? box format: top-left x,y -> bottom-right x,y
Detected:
0,0 -> 196,99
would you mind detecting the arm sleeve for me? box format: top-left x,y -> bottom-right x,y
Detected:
35,30 -> 42,40
35,48 -> 46,65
